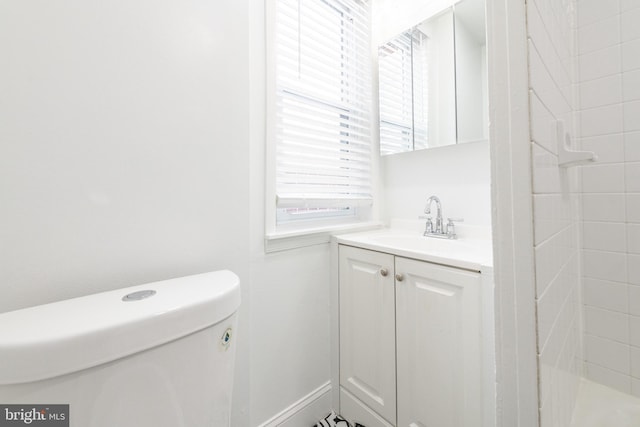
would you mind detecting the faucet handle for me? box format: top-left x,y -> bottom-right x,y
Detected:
419,215 -> 433,234
446,218 -> 463,239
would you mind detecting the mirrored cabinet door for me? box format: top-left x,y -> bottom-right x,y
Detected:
455,0 -> 488,145
377,0 -> 487,156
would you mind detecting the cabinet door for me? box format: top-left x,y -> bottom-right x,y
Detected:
395,257 -> 482,427
339,245 -> 396,425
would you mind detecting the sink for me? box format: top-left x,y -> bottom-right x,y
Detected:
335,227 -> 493,271
365,233 -> 471,251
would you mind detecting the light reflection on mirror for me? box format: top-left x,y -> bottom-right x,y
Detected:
376,0 -> 487,156
454,0 -> 488,145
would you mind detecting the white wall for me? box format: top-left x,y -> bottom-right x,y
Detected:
526,0 -> 583,425
381,141 -> 491,226
576,0 -> 640,396
0,0 -> 252,424
0,2 -> 359,426
248,2 -> 334,426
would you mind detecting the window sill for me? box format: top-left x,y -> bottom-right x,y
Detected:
264,221 -> 384,253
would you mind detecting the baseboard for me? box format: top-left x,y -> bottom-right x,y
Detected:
257,381 -> 333,427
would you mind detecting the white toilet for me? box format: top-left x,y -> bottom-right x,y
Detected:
0,270 -> 241,427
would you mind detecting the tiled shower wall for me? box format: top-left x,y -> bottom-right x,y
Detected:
577,0 -> 640,396
527,0 -> 583,425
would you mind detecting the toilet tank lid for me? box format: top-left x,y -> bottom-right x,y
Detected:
0,270 -> 240,385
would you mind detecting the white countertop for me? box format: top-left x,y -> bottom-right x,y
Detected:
334,220 -> 493,272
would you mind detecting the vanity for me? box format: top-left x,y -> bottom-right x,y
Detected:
334,222 -> 494,427
338,0 -> 494,423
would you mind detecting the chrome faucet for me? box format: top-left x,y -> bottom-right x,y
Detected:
424,195 -> 443,234
420,195 -> 463,239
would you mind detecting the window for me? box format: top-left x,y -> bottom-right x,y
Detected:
268,0 -> 373,233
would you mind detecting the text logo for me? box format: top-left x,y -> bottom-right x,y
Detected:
0,405 -> 68,426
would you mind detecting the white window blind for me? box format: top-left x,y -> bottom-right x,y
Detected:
378,31 -> 413,155
412,29 -> 430,150
274,0 -> 372,213
378,28 -> 430,154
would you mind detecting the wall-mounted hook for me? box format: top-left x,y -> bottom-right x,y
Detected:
556,120 -> 597,168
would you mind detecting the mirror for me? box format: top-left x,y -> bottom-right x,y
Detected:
377,0 -> 487,155
455,0 -> 488,144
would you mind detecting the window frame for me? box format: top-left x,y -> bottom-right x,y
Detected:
265,0 -> 379,248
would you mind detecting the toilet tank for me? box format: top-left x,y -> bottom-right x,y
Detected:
0,270 -> 241,427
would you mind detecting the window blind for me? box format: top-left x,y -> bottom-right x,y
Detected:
378,28 -> 430,154
274,0 -> 372,210
412,29 -> 430,150
378,31 -> 413,155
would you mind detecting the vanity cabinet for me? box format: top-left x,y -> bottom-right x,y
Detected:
339,246 -> 396,424
339,245 -> 483,427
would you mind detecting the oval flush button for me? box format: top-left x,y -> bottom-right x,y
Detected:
122,290 -> 156,302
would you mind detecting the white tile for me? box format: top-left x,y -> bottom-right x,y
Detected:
623,39 -> 640,72
579,46 -> 621,82
533,194 -> 559,245
533,194 -> 552,243
579,16 -> 621,55
581,164 -> 625,193
538,401 -> 553,427
631,316 -> 640,347
624,70 -> 640,102
537,285 -> 557,348
581,134 -> 625,163
583,222 -> 627,252
578,0 -> 620,27
633,378 -> 640,398
629,224 -> 640,254
539,296 -> 564,361
529,40 -> 571,120
630,286 -> 640,316
584,277 -> 629,313
628,194 -> 640,223
532,143 -> 562,194
535,235 -> 562,297
626,163 -> 640,192
580,104 -> 624,137
584,306 -> 630,343
527,1 -> 571,97
630,255 -> 640,286
585,334 -> 630,374
622,0 -> 640,12
624,101 -> 640,132
580,75 -> 622,109
582,194 -> 626,222
583,249 -> 628,283
530,92 -> 557,154
537,354 -> 553,410
632,346 -> 640,378
626,131 -> 640,161
585,362 -> 632,393
535,245 -> 553,298
622,7 -> 640,42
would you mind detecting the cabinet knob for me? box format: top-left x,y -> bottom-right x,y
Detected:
380,268 -> 389,277
395,273 -> 405,282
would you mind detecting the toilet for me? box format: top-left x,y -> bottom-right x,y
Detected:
0,270 -> 241,427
